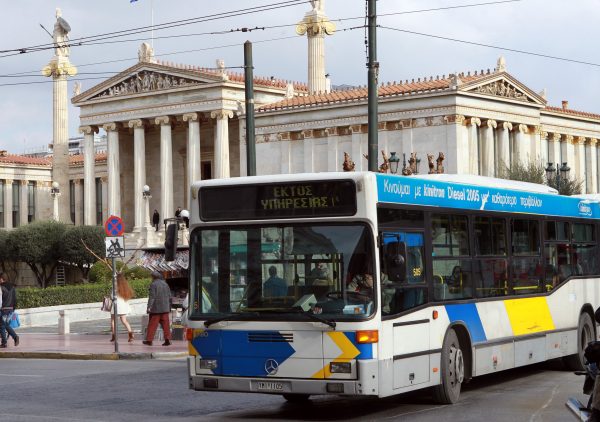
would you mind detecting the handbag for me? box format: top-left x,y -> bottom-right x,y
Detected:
101,296 -> 113,312
9,312 -> 19,329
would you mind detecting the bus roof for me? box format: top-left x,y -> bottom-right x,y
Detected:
410,174 -> 558,195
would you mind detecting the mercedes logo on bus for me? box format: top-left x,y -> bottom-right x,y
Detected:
265,359 -> 279,375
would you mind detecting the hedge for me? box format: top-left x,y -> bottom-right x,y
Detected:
17,278 -> 152,309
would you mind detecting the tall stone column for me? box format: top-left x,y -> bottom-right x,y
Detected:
497,122 -> 512,172
326,127 -> 339,171
548,133 -> 561,166
211,110 -> 233,179
350,125 -> 363,172
481,120 -> 497,177
155,116 -> 174,222
4,180 -> 12,229
575,136 -> 587,192
129,119 -> 147,232
539,130 -> 549,168
296,1 -> 335,94
513,124 -> 529,165
104,122 -> 121,217
468,118 -> 481,175
74,179 -> 83,225
80,125 -> 97,226
586,138 -> 598,194
19,180 -> 28,226
183,112 -> 201,189
42,9 -> 77,224
279,132 -> 292,174
302,130 -> 314,172
562,135 -> 576,171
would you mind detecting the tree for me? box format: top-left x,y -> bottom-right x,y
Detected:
61,225 -> 105,280
0,230 -> 18,282
6,220 -> 66,288
498,160 -> 582,195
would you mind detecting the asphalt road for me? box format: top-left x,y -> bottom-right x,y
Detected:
0,358 -> 588,421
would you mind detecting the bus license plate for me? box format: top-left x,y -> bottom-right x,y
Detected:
256,381 -> 285,391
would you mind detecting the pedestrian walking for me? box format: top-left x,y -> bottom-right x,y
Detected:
110,273 -> 135,343
152,209 -> 160,231
143,271 -> 172,346
0,273 -> 19,348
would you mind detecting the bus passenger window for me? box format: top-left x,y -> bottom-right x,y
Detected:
432,259 -> 473,300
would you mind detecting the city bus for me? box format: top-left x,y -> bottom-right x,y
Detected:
185,171 -> 600,404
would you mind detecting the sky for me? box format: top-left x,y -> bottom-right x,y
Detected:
0,0 -> 598,153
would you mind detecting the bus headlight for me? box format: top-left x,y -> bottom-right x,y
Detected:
199,359 -> 218,370
329,362 -> 351,373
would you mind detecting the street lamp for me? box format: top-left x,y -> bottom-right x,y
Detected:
50,181 -> 60,221
545,162 -> 570,193
142,184 -> 151,198
389,152 -> 400,174
142,185 -> 152,239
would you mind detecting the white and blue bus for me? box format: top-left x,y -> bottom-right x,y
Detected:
185,172 -> 600,403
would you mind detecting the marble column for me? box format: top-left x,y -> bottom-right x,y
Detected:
210,110 -> 233,179
350,125 -> 363,172
183,112 -> 201,190
575,136 -> 587,192
562,135 -> 576,170
548,133 -> 561,166
497,122 -> 512,172
74,179 -> 83,226
481,120 -> 497,177
302,130 -> 314,173
539,131 -> 549,168
513,124 -> 529,165
586,138 -> 598,194
100,176 -> 108,223
468,118 -> 481,175
278,132 -> 292,174
326,127 -> 339,172
4,180 -> 12,229
80,125 -> 97,226
155,116 -> 174,222
19,180 -> 28,226
104,123 -> 121,217
128,119 -> 146,232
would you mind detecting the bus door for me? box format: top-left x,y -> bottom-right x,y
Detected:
380,231 -> 430,389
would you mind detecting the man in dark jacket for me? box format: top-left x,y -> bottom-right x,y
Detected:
143,271 -> 172,346
0,273 -> 18,348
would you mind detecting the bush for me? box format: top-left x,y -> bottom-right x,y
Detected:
88,261 -> 151,284
17,278 -> 152,309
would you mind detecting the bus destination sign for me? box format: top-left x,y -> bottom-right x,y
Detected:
200,180 -> 357,221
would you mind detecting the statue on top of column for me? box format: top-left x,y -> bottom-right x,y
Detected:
310,0 -> 325,13
53,8 -> 71,57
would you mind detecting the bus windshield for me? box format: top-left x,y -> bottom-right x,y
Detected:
189,223 -> 375,321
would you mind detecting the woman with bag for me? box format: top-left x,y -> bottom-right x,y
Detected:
110,273 -> 135,342
0,273 -> 18,348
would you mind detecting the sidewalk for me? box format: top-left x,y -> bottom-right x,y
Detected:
0,316 -> 188,360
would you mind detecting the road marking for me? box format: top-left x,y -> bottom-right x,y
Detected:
0,414 -> 99,421
529,384 -> 560,422
0,374 -> 43,377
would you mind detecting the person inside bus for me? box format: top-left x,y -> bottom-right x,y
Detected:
263,266 -> 287,297
307,262 -> 329,286
347,273 -> 374,296
449,265 -> 463,287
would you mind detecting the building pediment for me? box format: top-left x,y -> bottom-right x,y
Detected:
460,72 -> 546,105
73,62 -> 224,104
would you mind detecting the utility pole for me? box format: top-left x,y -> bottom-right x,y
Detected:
244,41 -> 256,176
367,0 -> 379,172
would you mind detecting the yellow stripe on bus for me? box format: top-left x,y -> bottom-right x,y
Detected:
188,329 -> 204,356
311,332 -> 360,379
503,297 -> 555,336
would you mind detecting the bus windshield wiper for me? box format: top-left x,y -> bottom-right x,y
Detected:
204,311 -> 259,328
288,307 -> 336,329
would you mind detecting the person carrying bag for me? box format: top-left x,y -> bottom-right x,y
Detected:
0,273 -> 19,348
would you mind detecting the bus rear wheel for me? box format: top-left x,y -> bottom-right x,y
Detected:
433,329 -> 464,404
282,394 -> 310,403
564,312 -> 594,371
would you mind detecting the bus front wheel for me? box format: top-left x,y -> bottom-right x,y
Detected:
564,312 -> 594,371
433,329 -> 464,404
282,394 -> 310,403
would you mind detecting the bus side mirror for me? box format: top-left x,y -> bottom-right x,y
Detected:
386,241 -> 407,282
164,223 -> 178,262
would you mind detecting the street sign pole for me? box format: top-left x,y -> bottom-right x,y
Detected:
112,256 -> 118,353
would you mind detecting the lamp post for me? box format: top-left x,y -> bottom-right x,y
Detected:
389,152 -> 400,174
545,162 -> 570,194
142,185 -> 152,242
50,181 -> 61,221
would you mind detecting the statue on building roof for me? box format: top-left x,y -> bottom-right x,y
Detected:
496,56 -> 507,72
53,8 -> 71,57
310,0 -> 325,13
138,42 -> 155,63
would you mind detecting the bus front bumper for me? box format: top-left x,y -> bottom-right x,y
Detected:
187,357 -> 379,396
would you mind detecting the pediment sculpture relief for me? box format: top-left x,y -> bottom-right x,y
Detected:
474,80 -> 532,102
92,70 -> 202,99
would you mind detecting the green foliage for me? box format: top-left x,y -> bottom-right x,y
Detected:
88,260 -> 151,284
498,159 -> 582,196
7,220 -> 66,288
17,278 -> 152,309
0,230 -> 18,281
61,226 -> 105,279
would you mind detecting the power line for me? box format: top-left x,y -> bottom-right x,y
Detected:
380,26 -> 600,68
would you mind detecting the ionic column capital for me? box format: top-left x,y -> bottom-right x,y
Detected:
483,119 -> 497,129
4,179 -> 13,185
575,136 -> 587,145
154,115 -> 172,126
551,133 -> 562,142
301,129 -> 314,139
325,127 -> 338,136
444,114 -> 466,125
564,135 -> 575,144
468,117 -> 481,127
20,179 -> 28,186
590,138 -> 598,146
501,122 -> 513,131
540,131 -> 549,139
128,119 -> 145,129
516,124 -> 529,134
73,179 -> 81,186
277,132 -> 291,141
79,125 -> 99,135
183,112 -> 199,123
103,122 -> 118,132
349,124 -> 363,134
210,109 -> 234,120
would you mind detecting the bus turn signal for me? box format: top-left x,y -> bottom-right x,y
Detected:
356,330 -> 379,344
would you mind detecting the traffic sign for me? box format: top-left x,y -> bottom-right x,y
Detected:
105,236 -> 125,258
104,215 -> 125,236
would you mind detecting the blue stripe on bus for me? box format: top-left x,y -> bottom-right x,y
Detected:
444,304 -> 487,343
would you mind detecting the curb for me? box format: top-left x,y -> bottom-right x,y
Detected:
0,351 -> 187,361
